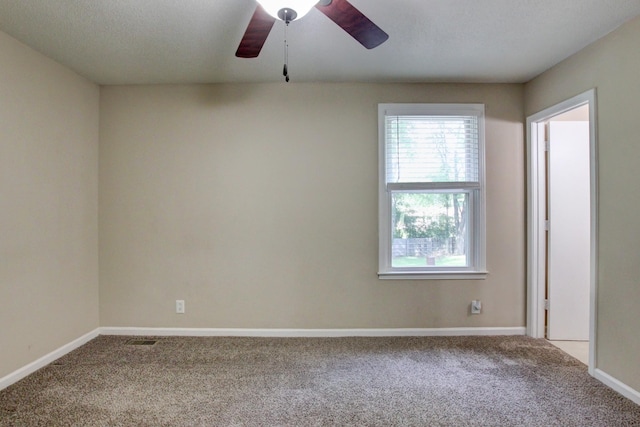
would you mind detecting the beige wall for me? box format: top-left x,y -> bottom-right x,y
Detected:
0,31 -> 100,378
99,83 -> 525,329
525,16 -> 640,391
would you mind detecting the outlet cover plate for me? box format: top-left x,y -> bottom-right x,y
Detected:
176,300 -> 185,314
471,300 -> 482,314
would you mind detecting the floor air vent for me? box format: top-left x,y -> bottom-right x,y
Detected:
126,339 -> 158,346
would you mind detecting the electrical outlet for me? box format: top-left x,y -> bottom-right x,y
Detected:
176,300 -> 185,314
471,300 -> 482,314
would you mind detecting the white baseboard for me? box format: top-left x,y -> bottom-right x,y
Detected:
594,368 -> 640,405
0,328 -> 100,391
99,326 -> 526,337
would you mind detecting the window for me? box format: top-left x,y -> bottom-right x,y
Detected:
378,104 -> 487,279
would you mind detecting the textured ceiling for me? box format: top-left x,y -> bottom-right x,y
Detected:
1,0 -> 639,85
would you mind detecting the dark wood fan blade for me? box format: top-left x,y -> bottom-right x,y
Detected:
315,0 -> 388,49
236,5 -> 276,58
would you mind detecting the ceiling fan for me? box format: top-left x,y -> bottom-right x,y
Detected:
236,0 -> 389,58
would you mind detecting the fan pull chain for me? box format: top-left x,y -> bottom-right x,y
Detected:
283,13 -> 290,82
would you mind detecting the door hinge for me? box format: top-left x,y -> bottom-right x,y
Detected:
544,141 -> 550,152
544,299 -> 550,310
545,220 -> 550,231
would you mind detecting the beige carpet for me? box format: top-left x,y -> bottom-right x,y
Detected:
1,335 -> 639,426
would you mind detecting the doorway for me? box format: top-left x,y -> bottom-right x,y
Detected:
526,89 -> 598,376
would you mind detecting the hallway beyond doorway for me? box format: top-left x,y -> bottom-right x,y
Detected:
549,340 -> 589,365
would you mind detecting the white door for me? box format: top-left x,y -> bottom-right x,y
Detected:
547,121 -> 590,341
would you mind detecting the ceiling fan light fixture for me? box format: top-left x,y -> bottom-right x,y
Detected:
256,0 -> 318,21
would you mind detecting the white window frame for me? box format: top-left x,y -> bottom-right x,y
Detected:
378,103 -> 487,280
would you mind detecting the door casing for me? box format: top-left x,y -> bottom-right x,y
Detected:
526,89 -> 598,375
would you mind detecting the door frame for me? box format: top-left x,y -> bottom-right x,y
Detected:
526,89 -> 598,375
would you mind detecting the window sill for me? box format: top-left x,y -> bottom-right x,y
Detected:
378,271 -> 488,280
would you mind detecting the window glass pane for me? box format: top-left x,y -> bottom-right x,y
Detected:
391,192 -> 469,268
385,116 -> 479,184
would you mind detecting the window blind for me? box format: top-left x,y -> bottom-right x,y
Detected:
385,115 -> 479,184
